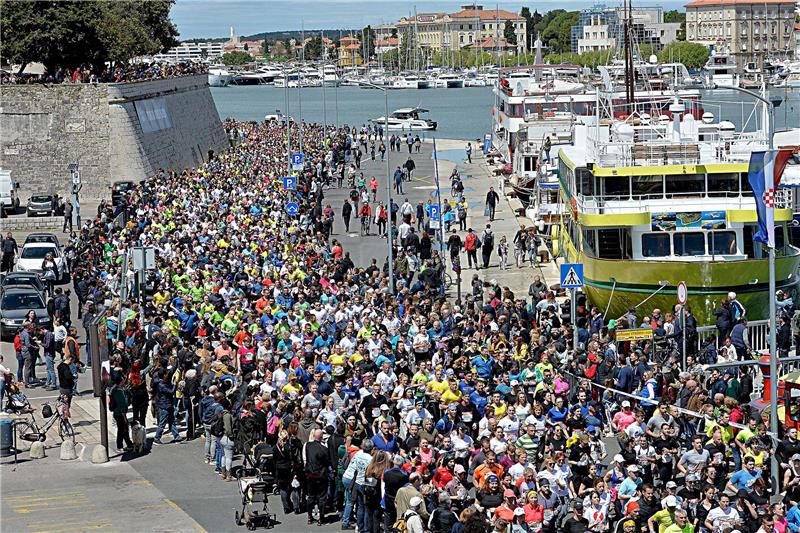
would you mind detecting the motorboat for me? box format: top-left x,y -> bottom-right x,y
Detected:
320,64 -> 340,86
371,107 -> 437,130
391,74 -> 430,89
438,72 -> 464,88
208,66 -> 234,87
704,48 -> 739,88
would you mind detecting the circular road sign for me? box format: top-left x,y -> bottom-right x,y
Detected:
677,281 -> 688,305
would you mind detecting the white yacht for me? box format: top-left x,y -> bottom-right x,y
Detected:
208,66 -> 234,87
371,107 -> 437,130
391,74 -> 430,89
438,72 -> 464,88
705,48 -> 739,88
320,64 -> 340,86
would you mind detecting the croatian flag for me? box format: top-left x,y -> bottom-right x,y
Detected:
747,149 -> 794,248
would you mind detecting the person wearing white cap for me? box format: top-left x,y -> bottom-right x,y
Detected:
617,464 -> 641,504
612,400 -> 638,433
403,496 -> 425,533
648,495 -> 679,533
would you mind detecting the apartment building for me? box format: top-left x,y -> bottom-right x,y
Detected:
685,0 -> 796,70
571,5 -> 680,55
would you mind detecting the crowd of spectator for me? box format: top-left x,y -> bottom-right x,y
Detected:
0,61 -> 207,85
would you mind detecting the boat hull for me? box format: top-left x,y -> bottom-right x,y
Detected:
208,74 -> 233,87
569,253 -> 800,325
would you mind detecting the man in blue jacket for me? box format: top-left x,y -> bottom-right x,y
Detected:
153,369 -> 183,445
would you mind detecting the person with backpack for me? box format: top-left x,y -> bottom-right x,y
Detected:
480,224 -> 495,269
209,393 -> 234,480
199,385 -> 220,464
109,372 -> 133,453
401,496 -> 425,533
153,368 -> 183,446
275,429 -> 302,514
428,493 -> 459,533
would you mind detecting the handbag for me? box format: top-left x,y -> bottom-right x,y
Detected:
484,205 -> 491,217
44,270 -> 57,281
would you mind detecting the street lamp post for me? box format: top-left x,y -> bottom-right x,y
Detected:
722,83 -> 778,490
359,81 -> 393,294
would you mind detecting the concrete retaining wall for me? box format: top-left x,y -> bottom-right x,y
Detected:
0,75 -> 228,202
0,215 -> 62,232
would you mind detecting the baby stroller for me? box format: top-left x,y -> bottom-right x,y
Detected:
233,466 -> 276,530
4,379 -> 31,414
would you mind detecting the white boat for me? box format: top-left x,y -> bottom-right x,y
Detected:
438,72 -> 464,88
320,65 -> 340,86
208,66 -> 234,87
705,48 -> 739,88
391,74 -> 430,89
371,107 -> 437,131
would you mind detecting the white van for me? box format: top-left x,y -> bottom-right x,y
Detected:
0,169 -> 20,210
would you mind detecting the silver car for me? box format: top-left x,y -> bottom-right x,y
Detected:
26,194 -> 54,217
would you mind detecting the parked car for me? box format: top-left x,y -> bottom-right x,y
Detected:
0,272 -> 46,295
15,242 -> 69,281
111,180 -> 136,206
23,232 -> 61,249
26,194 -> 54,217
0,285 -> 51,339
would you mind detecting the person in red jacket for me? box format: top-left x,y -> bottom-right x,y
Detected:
464,228 -> 479,269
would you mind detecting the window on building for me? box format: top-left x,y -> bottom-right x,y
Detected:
642,233 -> 671,257
707,231 -> 738,255
674,232 -> 705,256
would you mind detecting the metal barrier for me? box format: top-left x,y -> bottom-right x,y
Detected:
696,319 -> 770,352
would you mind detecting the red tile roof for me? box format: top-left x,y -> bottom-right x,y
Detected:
451,8 -> 523,20
685,0 -> 794,6
375,38 -> 399,46
340,36 -> 359,43
469,36 -> 515,49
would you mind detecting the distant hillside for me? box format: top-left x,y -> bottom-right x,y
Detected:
185,29 -> 360,43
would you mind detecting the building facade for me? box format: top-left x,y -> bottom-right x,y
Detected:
394,5 -> 526,56
571,5 -> 680,55
338,35 -> 363,66
685,0 -> 796,70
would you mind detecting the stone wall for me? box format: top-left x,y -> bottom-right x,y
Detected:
0,75 -> 227,204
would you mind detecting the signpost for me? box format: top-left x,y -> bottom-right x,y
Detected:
285,202 -> 299,216
282,176 -> 297,191
291,153 -> 304,171
428,204 -> 440,229
88,309 -> 109,452
677,281 -> 688,368
560,264 -> 584,350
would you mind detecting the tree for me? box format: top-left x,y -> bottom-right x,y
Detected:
503,20 -> 517,46
362,25 -> 376,60
535,10 -> 579,54
664,10 -> 686,41
221,50 -> 252,66
271,40 -> 287,58
0,0 -> 178,75
657,41 -> 709,68
262,39 -> 271,56
305,36 -> 322,60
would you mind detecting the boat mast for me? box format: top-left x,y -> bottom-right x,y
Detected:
623,0 -> 635,112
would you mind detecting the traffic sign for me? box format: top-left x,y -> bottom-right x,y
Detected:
282,176 -> 296,190
285,202 -> 299,216
677,281 -> 688,305
428,204 -> 440,221
291,153 -> 304,165
71,170 -> 81,185
560,263 -> 584,289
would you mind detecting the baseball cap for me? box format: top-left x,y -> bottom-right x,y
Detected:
486,474 -> 499,483
621,400 -> 631,408
503,489 -> 516,498
666,481 -> 678,489
409,496 -> 423,507
626,501 -> 639,514
454,465 -> 466,474
513,507 -> 525,516
686,473 -> 699,482
613,454 -> 625,464
510,380 -> 520,386
665,495 -> 678,507
627,465 -> 640,473
380,404 -> 390,411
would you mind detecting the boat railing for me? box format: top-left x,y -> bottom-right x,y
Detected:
575,189 -> 791,215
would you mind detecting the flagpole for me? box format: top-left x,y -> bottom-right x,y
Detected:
731,84 -> 779,491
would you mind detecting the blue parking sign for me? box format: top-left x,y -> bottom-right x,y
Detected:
282,176 -> 296,190
291,153 -> 304,165
428,204 -> 440,221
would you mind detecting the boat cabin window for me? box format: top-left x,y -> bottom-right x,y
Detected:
707,231 -> 738,255
523,156 -> 535,173
597,228 -> 632,259
674,232 -> 705,256
707,173 -> 739,197
740,173 -> 753,196
632,175 -> 663,198
577,168 -> 594,196
666,174 -> 704,196
642,233 -> 671,257
601,175 -> 629,200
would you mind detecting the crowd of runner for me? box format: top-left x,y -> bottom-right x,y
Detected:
1,61 -> 207,84
10,117 -> 800,533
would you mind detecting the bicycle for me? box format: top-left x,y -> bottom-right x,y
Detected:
360,215 -> 370,237
16,398 -> 75,445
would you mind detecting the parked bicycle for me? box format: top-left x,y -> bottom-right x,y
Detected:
16,396 -> 75,445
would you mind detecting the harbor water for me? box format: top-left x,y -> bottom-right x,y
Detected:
211,85 -> 800,141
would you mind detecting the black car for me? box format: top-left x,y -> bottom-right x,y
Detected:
0,286 -> 51,339
111,180 -> 137,206
0,272 -> 46,295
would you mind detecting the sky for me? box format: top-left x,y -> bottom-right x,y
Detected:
171,0 -> 686,40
